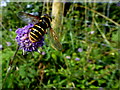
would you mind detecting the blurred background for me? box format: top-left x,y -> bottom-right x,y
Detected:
1,0 -> 120,88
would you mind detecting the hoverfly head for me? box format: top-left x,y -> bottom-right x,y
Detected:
43,14 -> 52,21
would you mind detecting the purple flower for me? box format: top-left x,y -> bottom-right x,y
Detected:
15,23 -> 44,52
75,57 -> 80,61
90,31 -> 95,34
66,56 -> 71,59
27,4 -> 32,8
9,28 -> 12,31
6,42 -> 11,46
117,2 -> 120,6
99,87 -> 104,90
78,48 -> 83,52
0,44 -> 3,50
41,51 -> 46,55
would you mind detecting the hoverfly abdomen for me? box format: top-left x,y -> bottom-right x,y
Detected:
29,14 -> 52,43
29,28 -> 42,43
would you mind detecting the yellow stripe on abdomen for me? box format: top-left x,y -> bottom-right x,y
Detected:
34,24 -> 45,33
32,28 -> 42,36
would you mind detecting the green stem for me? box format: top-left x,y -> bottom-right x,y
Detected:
3,46 -> 19,87
94,18 -> 111,47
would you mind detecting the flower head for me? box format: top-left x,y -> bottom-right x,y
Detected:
117,2 -> 120,6
90,31 -> 95,34
75,57 -> 80,61
0,44 -> 3,50
15,23 -> 44,52
6,42 -> 11,46
9,28 -> 12,31
66,56 -> 71,59
78,48 -> 83,52
41,51 -> 46,55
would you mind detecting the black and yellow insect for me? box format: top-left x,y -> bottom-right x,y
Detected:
29,14 -> 52,43
18,12 -> 62,50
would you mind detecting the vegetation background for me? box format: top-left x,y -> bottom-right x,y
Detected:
1,1 -> 120,89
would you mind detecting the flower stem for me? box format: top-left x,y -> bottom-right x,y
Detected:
3,46 -> 19,87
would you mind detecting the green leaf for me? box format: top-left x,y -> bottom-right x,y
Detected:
51,53 -> 57,60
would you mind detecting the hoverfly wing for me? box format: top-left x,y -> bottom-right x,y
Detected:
18,12 -> 40,24
49,28 -> 62,50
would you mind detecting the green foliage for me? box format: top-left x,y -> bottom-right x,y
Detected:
2,2 -> 119,89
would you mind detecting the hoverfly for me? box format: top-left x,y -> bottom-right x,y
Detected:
18,12 -> 62,50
